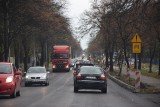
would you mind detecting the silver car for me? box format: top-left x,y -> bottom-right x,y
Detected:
24,66 -> 49,86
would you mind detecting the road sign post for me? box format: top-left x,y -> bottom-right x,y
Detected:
131,33 -> 142,92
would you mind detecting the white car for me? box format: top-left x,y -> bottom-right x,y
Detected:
25,66 -> 49,86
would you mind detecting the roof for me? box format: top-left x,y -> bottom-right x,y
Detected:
53,45 -> 70,50
0,62 -> 12,64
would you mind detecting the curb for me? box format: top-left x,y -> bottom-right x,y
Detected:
108,73 -> 136,93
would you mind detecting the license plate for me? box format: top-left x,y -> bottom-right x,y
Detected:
33,79 -> 39,81
85,76 -> 96,79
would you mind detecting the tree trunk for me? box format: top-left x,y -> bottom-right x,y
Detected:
3,0 -> 10,61
24,55 -> 28,72
23,43 -> 29,72
105,47 -> 109,68
123,39 -> 129,69
158,44 -> 160,75
149,40 -> 156,73
149,59 -> 153,73
14,43 -> 19,69
134,54 -> 137,69
117,50 -> 123,76
118,57 -> 123,76
138,53 -> 141,70
40,44 -> 45,66
109,51 -> 113,71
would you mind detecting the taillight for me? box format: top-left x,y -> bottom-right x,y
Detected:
76,73 -> 81,79
73,70 -> 76,73
100,74 -> 106,80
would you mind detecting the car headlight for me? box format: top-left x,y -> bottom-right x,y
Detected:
53,65 -> 56,68
65,65 -> 69,68
41,75 -> 47,79
6,76 -> 13,83
25,75 -> 29,79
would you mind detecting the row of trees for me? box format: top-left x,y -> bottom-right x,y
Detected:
0,0 -> 82,71
78,0 -> 160,75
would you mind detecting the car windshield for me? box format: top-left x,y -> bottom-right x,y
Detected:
27,67 -> 46,73
80,66 -> 102,74
52,53 -> 68,58
0,64 -> 12,74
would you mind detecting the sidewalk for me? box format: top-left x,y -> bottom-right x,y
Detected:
113,66 -> 160,89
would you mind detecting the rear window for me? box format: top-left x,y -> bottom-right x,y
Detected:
80,66 -> 102,74
75,63 -> 94,69
0,64 -> 12,74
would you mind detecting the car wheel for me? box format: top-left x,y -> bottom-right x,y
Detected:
10,87 -> 16,98
45,82 -> 48,86
74,86 -> 78,93
16,90 -> 20,96
25,83 -> 28,87
101,88 -> 107,93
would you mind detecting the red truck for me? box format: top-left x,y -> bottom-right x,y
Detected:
51,45 -> 71,72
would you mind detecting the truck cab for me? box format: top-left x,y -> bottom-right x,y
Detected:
51,45 -> 71,72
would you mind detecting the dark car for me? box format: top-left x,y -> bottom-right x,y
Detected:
70,59 -> 76,67
74,66 -> 107,93
72,61 -> 94,78
24,66 -> 50,86
0,62 -> 22,98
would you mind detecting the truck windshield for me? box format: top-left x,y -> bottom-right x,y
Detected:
52,53 -> 69,58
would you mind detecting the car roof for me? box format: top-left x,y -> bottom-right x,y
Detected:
0,62 -> 12,64
76,63 -> 94,65
74,63 -> 94,69
80,66 -> 99,69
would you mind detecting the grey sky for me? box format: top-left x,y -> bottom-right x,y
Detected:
66,0 -> 91,50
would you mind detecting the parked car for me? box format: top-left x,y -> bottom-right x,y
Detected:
0,62 -> 22,98
74,66 -> 107,93
24,66 -> 49,86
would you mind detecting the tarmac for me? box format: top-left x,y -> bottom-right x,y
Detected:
111,66 -> 160,92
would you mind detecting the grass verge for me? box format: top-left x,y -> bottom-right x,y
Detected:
109,71 -> 160,93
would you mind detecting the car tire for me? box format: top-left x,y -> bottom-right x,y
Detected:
74,86 -> 78,93
25,83 -> 28,87
16,90 -> 20,96
45,82 -> 48,86
10,87 -> 16,98
66,69 -> 70,72
101,88 -> 107,93
45,80 -> 49,86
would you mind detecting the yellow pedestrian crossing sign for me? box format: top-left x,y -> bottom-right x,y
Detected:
132,33 -> 142,53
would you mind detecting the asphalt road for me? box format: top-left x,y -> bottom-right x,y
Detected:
0,69 -> 159,107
